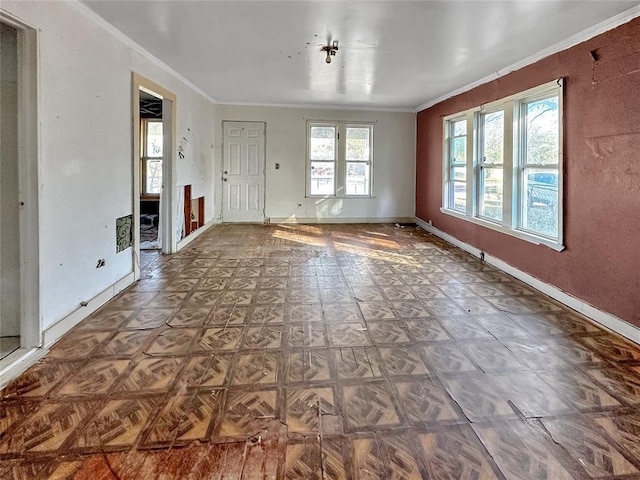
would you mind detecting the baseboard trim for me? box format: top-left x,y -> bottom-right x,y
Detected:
414,217 -> 640,345
42,272 -> 136,348
177,220 -> 215,251
270,216 -> 415,224
0,347 -> 47,389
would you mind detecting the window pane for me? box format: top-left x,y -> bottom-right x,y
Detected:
452,120 -> 466,136
346,127 -> 370,161
451,136 -> 466,164
521,169 -> 558,238
146,121 -> 163,157
480,167 -> 502,221
452,166 -> 466,212
310,126 -> 336,160
479,111 -> 503,220
146,159 -> 162,194
481,111 -> 504,164
310,162 -> 335,195
346,162 -> 370,195
525,96 -> 558,165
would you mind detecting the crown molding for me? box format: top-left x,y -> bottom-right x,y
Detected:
63,0 -> 217,104
415,5 -> 640,112
217,101 -> 414,113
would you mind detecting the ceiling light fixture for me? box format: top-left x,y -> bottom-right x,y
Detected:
321,41 -> 339,64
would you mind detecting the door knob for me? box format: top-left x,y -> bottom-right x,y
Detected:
223,170 -> 228,174
223,178 -> 228,182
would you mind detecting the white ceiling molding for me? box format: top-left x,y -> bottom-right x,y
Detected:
415,4 -> 640,113
218,101 -> 414,114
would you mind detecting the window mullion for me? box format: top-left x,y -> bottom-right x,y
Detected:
142,156 -> 148,194
307,124 -> 311,196
474,111 -> 483,217
368,126 -> 373,195
466,112 -> 475,216
443,122 -> 451,209
337,124 -> 340,196
503,102 -> 515,228
336,123 -> 344,196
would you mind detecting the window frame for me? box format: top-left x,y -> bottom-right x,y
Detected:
516,90 -> 562,239
306,121 -> 374,198
445,117 -> 468,213
307,122 -> 338,197
476,107 -> 506,223
441,79 -> 564,251
141,118 -> 163,197
345,124 -> 374,197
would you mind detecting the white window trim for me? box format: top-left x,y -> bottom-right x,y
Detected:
476,106 -> 508,224
441,79 -> 564,251
306,120 -> 375,198
445,116 -> 468,214
306,121 -> 338,197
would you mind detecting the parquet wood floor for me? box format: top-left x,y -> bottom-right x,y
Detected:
2,224 -> 640,479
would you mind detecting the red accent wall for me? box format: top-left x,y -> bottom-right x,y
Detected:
416,17 -> 640,327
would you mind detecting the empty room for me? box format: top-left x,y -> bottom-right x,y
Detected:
0,1 -> 639,478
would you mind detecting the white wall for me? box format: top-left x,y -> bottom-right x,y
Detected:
0,22 -> 20,337
214,105 -> 416,222
1,1 -> 217,332
0,1 -> 413,341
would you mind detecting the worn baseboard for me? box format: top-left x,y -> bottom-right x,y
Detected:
269,216 -> 415,224
2,272 -> 136,386
0,347 -> 47,389
42,271 -> 136,348
414,217 -> 640,345
177,220 -> 215,251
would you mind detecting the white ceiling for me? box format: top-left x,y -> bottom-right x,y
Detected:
83,1 -> 638,110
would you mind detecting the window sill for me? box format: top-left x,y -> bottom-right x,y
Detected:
440,207 -> 565,251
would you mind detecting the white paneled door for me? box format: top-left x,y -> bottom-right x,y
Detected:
222,121 -> 266,222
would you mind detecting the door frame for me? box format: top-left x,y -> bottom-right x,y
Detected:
132,73 -> 177,279
220,120 -> 266,223
0,12 -> 40,350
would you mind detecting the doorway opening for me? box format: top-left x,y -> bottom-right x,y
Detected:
0,15 -> 40,367
1,22 -> 20,359
132,74 -> 177,280
139,91 -> 163,250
